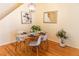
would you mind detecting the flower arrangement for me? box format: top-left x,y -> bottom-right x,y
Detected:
31,25 -> 41,33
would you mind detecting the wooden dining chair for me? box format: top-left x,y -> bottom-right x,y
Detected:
41,34 -> 48,51
15,31 -> 27,53
27,35 -> 42,56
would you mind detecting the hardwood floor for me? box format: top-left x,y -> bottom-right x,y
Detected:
0,40 -> 79,56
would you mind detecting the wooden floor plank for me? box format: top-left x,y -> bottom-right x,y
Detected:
0,40 -> 79,56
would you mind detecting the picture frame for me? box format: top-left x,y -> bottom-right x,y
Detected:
43,11 -> 57,23
21,11 -> 32,24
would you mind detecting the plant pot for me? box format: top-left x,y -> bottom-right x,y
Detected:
59,38 -> 66,47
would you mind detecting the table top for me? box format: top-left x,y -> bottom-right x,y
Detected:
16,31 -> 46,41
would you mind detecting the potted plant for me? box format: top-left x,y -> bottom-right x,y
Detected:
56,29 -> 68,47
31,25 -> 41,34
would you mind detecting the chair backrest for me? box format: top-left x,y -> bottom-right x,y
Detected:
36,35 -> 43,45
16,31 -> 27,42
41,34 -> 48,41
16,34 -> 24,42
16,37 -> 21,42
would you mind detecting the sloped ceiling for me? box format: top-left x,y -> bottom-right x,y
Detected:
0,3 -> 14,13
0,3 -> 23,20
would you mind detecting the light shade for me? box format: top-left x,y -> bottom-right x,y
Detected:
28,3 -> 36,12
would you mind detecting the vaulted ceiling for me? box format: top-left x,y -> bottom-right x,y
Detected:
0,3 -> 14,13
0,3 -> 23,20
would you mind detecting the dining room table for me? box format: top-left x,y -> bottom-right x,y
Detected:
15,32 -> 41,53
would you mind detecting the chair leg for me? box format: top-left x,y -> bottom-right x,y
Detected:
27,46 -> 33,56
36,46 -> 38,56
31,47 -> 33,56
40,40 -> 48,51
15,42 -> 17,52
22,41 -> 26,53
15,41 -> 22,52
24,40 -> 29,55
15,42 -> 18,52
24,44 -> 27,54
46,40 -> 48,51
43,40 -> 49,51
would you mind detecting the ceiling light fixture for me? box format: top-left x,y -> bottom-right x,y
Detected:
28,3 -> 36,12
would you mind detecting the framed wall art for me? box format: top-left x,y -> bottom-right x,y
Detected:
21,11 -> 32,24
43,11 -> 57,23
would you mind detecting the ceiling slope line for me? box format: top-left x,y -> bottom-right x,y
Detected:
0,3 -> 23,20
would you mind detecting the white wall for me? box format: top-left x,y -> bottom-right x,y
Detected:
0,4 -> 36,45
57,4 -> 79,48
35,3 -> 79,49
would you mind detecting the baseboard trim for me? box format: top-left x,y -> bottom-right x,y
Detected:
0,41 -> 16,46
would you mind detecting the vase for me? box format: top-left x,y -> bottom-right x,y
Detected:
59,38 -> 66,47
